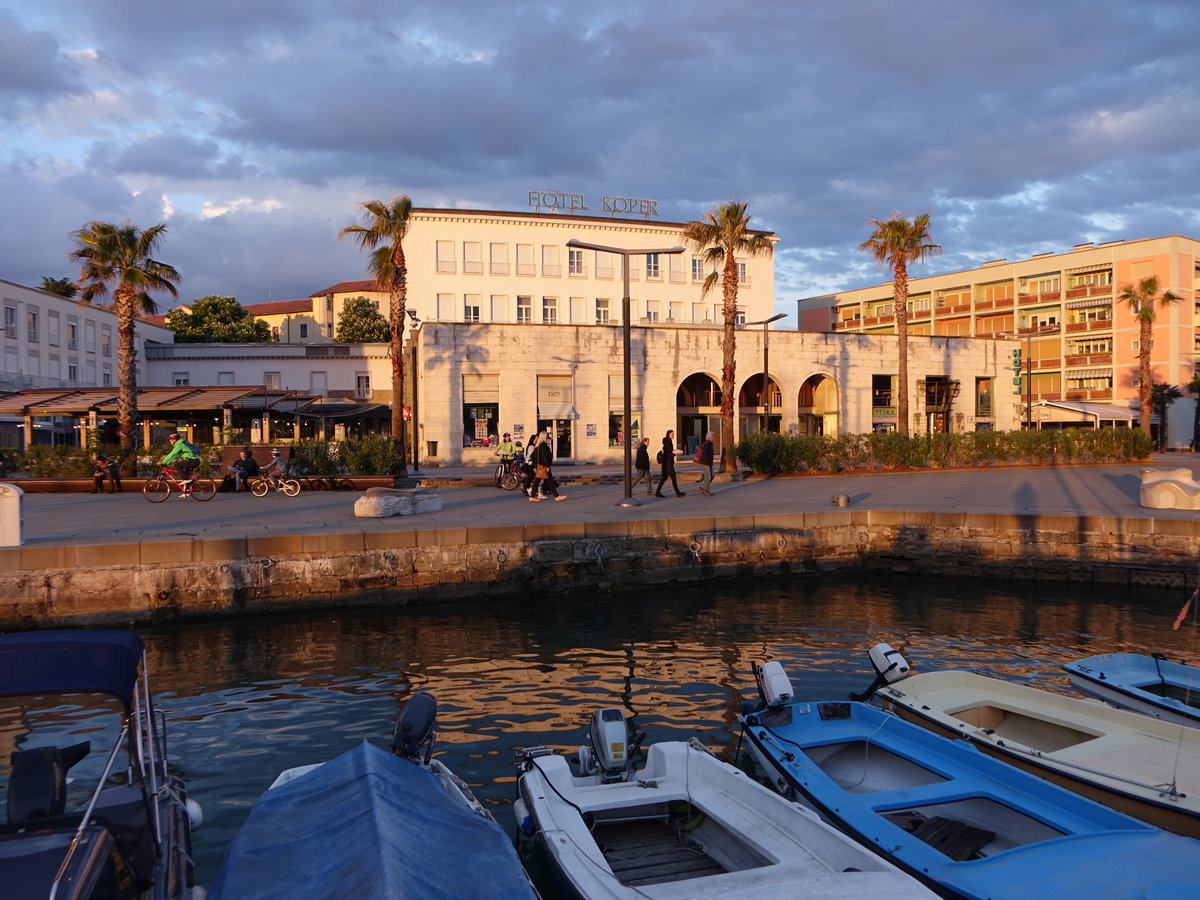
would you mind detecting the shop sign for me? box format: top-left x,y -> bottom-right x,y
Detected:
527,190 -> 659,217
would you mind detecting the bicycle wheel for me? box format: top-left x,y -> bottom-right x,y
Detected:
500,472 -> 519,491
189,478 -> 217,501
280,479 -> 301,497
250,478 -> 270,497
143,476 -> 170,503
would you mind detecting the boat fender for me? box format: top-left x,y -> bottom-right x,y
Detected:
186,798 -> 204,828
514,798 -> 535,836
671,802 -> 706,832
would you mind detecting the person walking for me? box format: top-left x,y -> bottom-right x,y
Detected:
530,430 -> 563,501
697,431 -> 715,495
631,437 -> 653,495
106,454 -> 124,493
91,454 -> 109,493
654,429 -> 686,498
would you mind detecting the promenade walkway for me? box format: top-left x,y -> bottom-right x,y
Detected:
12,454 -> 1198,550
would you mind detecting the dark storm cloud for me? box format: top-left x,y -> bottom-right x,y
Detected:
1,1 -> 1198,304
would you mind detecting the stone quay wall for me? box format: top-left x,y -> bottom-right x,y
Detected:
1,509 -> 1196,628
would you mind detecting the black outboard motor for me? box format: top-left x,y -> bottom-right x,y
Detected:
7,741 -> 91,823
850,642 -> 912,701
392,691 -> 437,763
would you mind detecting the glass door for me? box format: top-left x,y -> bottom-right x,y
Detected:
536,418 -> 573,461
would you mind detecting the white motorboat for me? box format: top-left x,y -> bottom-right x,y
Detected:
1064,651 -> 1200,728
860,642 -> 1200,838
514,708 -> 935,899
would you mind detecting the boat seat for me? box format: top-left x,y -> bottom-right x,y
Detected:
6,742 -> 90,824
910,816 -> 995,861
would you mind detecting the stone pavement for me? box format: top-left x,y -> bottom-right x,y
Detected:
10,455 -> 1198,549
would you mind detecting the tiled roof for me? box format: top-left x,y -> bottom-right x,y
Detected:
309,280 -> 381,297
242,299 -> 313,316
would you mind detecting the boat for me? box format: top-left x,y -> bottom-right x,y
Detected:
741,661 -> 1200,900
208,691 -> 538,900
513,707 -> 936,899
859,642 -> 1200,838
1064,652 -> 1200,728
0,629 -> 200,899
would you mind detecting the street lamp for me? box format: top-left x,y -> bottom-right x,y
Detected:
744,313 -> 787,432
567,239 -> 684,508
406,310 -> 423,475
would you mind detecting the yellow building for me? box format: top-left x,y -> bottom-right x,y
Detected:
242,299 -> 319,344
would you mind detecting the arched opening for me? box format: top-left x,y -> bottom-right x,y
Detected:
676,373 -> 721,456
737,373 -> 782,435
798,374 -> 838,436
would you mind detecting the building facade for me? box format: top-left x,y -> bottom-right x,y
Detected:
797,235 -> 1200,447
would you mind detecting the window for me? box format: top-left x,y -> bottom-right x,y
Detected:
541,246 -> 560,277
356,374 -> 371,399
218,372 -> 234,385
1021,276 -> 1060,294
645,253 -> 661,279
735,308 -> 746,326
272,326 -> 281,340
48,313 -> 59,346
692,258 -> 706,282
462,374 -> 500,445
26,310 -> 38,342
294,323 -> 306,339
937,286 -> 971,306
435,241 -> 456,273
568,248 -> 585,276
464,296 -> 481,322
4,305 -> 16,338
517,296 -> 532,324
595,299 -> 610,324
1068,269 -> 1112,289
692,303 -> 705,322
975,377 -> 994,417
463,242 -> 483,274
908,294 -> 931,313
311,371 -> 327,394
542,297 -> 558,323
978,281 -> 1014,302
1069,337 -> 1112,355
173,372 -> 189,386
872,374 -> 895,411
736,262 -> 747,284
84,321 -> 96,353
516,244 -> 534,276
645,301 -> 659,323
67,322 -> 78,349
68,363 -> 78,381
264,372 -> 281,389
101,330 -> 111,356
102,370 -> 111,386
489,243 -> 508,275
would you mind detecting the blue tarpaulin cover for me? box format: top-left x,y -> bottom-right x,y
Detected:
0,629 -> 144,711
208,741 -> 537,900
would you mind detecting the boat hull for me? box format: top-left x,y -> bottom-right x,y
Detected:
1064,653 -> 1200,729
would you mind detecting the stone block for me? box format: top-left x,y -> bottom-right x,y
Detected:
1140,468 -> 1200,510
354,487 -> 444,518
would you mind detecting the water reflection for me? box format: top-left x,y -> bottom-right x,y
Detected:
5,573 -> 1195,887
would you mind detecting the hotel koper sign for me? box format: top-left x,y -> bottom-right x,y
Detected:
528,190 -> 659,217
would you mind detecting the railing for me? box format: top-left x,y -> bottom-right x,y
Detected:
463,261 -> 483,274
489,262 -> 509,275
435,261 -> 457,274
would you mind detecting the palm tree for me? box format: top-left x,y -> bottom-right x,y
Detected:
40,276 -> 77,298
684,201 -> 774,472
338,194 -> 413,477
1150,382 -> 1183,451
1118,276 -> 1179,437
1186,374 -> 1200,452
858,213 -> 942,436
70,221 -> 179,452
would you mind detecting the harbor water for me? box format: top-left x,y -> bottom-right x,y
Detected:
3,572 -> 1197,890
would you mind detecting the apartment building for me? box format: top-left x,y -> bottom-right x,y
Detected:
796,236 -> 1200,446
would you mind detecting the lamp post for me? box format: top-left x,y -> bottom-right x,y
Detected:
745,312 -> 787,432
567,239 -> 684,508
406,311 -> 422,475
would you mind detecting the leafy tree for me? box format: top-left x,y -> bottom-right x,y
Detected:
1118,276 -> 1179,437
338,194 -> 414,477
70,221 -> 179,451
684,200 -> 774,472
1186,374 -> 1200,452
335,295 -> 391,342
40,276 -> 77,298
859,213 -> 942,436
164,295 -> 274,343
1150,382 -> 1182,451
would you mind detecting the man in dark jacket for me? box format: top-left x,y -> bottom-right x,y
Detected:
698,431 -> 715,495
631,437 -> 653,495
654,429 -> 686,498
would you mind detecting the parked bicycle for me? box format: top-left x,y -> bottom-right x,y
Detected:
249,475 -> 301,497
497,457 -> 526,491
142,466 -> 217,502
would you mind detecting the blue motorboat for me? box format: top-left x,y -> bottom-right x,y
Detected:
1064,652 -> 1200,728
0,629 -> 200,900
739,662 -> 1200,900
209,691 -> 538,900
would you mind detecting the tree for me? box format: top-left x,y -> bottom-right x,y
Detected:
338,194 -> 413,477
335,296 -> 391,342
1186,374 -> 1200,452
40,276 -> 77,298
1118,276 -> 1179,438
1150,382 -> 1182,451
70,221 -> 179,452
164,295 -> 274,343
684,201 -> 774,472
858,213 -> 942,436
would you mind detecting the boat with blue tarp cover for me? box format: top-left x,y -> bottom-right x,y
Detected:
1064,652 -> 1200,728
0,629 -> 200,900
740,661 -> 1200,900
208,691 -> 538,900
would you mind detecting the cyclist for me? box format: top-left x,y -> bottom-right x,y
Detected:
493,432 -> 517,488
260,448 -> 288,489
161,433 -> 200,494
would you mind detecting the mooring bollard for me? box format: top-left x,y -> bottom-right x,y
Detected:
0,482 -> 24,547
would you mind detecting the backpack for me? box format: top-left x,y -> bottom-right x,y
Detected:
656,450 -> 663,464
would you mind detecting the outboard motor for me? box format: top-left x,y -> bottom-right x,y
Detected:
851,642 -> 911,701
577,708 -> 643,782
742,661 -> 795,714
7,741 -> 90,824
392,691 -> 438,763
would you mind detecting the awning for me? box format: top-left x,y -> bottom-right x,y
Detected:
537,402 -> 575,419
1065,299 -> 1112,310
1065,369 -> 1111,380
1031,399 -> 1137,423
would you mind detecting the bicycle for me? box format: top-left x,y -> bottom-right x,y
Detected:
498,457 -> 525,491
249,475 -> 302,497
142,466 -> 217,503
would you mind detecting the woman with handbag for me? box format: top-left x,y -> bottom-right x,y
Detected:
529,430 -> 563,502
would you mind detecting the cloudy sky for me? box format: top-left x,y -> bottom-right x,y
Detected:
3,1 -> 1197,313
